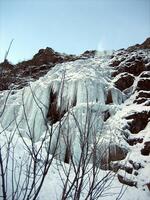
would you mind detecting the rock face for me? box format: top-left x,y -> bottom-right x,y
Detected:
137,79 -> 150,91
141,142 -> 150,156
0,48 -> 80,91
117,174 -> 137,187
126,111 -> 150,134
108,37 -> 150,189
0,48 -> 98,91
100,144 -> 128,170
127,37 -> 150,51
114,73 -> 135,91
134,91 -> 150,105
19,47 -> 78,67
46,90 -> 67,124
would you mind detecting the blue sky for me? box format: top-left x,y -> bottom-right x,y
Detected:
0,0 -> 150,64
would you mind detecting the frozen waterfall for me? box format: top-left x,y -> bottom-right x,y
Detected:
0,57 -> 126,163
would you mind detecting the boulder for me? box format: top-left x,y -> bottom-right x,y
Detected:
141,141 -> 150,156
137,79 -> 150,91
118,174 -> 137,187
140,71 -> 150,78
114,73 -> 135,91
124,60 -> 145,76
110,60 -> 121,67
126,137 -> 143,146
126,111 -> 150,134
99,143 -> 128,169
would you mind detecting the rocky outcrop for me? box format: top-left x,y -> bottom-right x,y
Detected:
117,174 -> 137,187
141,141 -> 150,156
18,47 -> 78,67
126,137 -> 143,146
100,144 -> 128,170
0,48 -> 81,91
113,58 -> 146,76
127,37 -> 150,51
107,38 -> 150,188
81,50 -> 97,58
134,91 -> 150,105
136,79 -> 150,91
126,111 -> 150,134
0,47 -> 100,91
114,73 -> 135,91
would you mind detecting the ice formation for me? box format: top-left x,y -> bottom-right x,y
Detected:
0,56 -> 126,162
0,45 -> 150,199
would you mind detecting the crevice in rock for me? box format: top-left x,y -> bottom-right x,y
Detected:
47,89 -> 66,124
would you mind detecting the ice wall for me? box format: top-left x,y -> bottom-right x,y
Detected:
0,57 -> 125,160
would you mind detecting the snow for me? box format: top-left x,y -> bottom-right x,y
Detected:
0,127 -> 149,200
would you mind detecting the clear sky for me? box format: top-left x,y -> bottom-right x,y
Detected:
0,0 -> 150,64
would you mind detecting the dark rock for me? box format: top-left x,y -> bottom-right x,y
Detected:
124,60 -> 145,76
0,59 -> 14,70
146,62 -> 150,70
128,160 -> 143,171
141,141 -> 150,156
64,145 -> 71,164
137,79 -> 150,91
140,71 -> 150,78
140,37 -> 150,49
145,101 -> 150,106
112,70 -> 118,77
0,48 -> 80,91
136,91 -> 150,99
134,171 -> 138,176
127,137 -> 143,146
81,50 -> 97,58
109,162 -> 121,172
106,90 -> 113,104
118,174 -> 137,187
32,47 -> 63,65
124,166 -> 133,174
126,56 -> 136,63
47,90 -> 66,124
100,144 -> 128,170
134,98 -> 149,104
102,110 -> 110,121
127,37 -> 150,51
126,111 -> 150,134
114,73 -> 135,91
18,47 -> 76,67
46,89 -> 77,124
146,183 -> 150,191
132,162 -> 142,170
134,91 -> 150,105
110,60 -> 121,67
